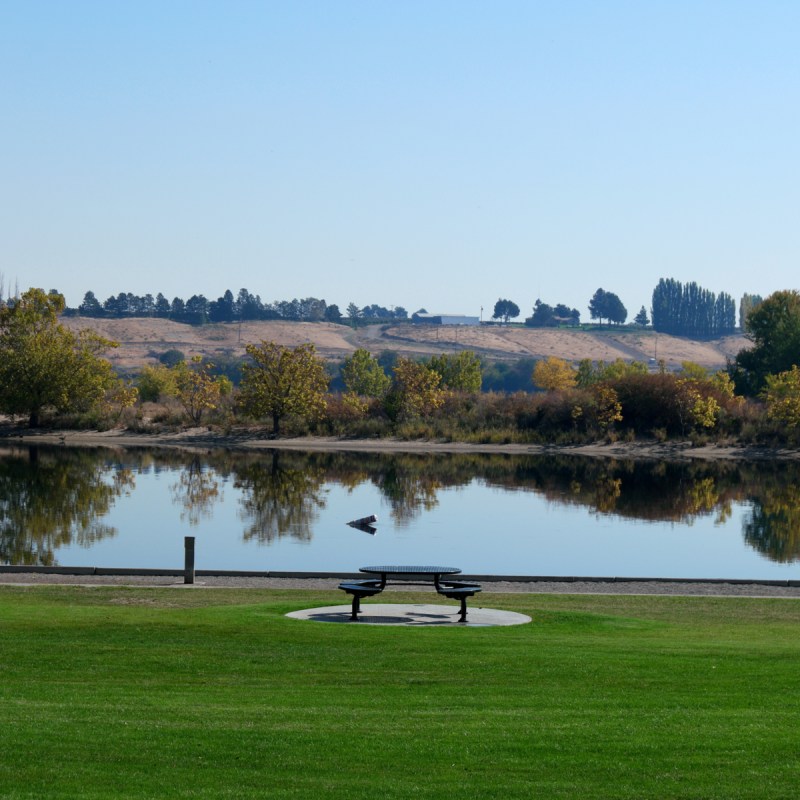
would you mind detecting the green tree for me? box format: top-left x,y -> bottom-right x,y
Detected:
763,366 -> 800,429
346,303 -> 361,327
589,288 -> 627,326
0,288 -> 118,426
525,299 -> 557,327
492,299 -> 520,323
634,306 -> 649,326
651,278 -> 736,336
739,293 -> 763,330
732,290 -> 800,395
588,288 -> 609,325
136,364 -> 179,402
577,359 -> 648,387
78,291 -> 104,317
325,304 -> 343,323
426,351 -> 482,392
239,342 -> 329,434
385,358 -> 445,420
172,357 -> 232,426
341,349 -> 390,397
679,361 -> 710,381
103,380 -> 139,424
605,292 -> 627,325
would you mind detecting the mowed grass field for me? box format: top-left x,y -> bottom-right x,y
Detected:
1,587 -> 799,799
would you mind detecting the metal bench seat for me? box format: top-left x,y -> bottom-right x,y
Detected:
338,580 -> 384,620
436,583 -> 482,622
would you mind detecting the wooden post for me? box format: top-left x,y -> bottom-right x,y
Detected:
184,536 -> 195,585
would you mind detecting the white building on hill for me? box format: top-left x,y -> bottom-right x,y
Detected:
412,312 -> 480,326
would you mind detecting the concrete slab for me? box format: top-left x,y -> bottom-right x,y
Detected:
286,603 -> 531,627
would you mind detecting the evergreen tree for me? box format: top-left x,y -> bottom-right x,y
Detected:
492,299 -> 520,323
588,289 -> 608,325
78,291 -> 104,317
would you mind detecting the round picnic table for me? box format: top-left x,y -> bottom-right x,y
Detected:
359,566 -> 462,593
359,565 -> 461,586
356,565 -> 478,622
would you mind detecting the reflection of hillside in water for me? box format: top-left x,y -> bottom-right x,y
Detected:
2,445 -> 800,565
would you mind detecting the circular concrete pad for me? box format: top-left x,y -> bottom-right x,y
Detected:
286,603 -> 531,627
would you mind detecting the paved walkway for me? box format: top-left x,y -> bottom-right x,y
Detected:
286,603 -> 532,626
2,572 -> 800,598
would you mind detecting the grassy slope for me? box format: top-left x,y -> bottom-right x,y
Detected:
1,587 -> 799,799
61,316 -> 747,371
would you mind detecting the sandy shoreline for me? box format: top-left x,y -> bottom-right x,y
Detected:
2,426 -> 798,461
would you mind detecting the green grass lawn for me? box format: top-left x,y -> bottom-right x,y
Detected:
1,587 -> 799,799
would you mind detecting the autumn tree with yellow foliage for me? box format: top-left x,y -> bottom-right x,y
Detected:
532,357 -> 577,392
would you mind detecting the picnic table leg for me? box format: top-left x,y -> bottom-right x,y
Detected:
458,596 -> 468,623
350,596 -> 360,621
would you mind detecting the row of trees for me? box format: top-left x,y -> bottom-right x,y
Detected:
651,279 -> 737,337
136,345 -> 482,434
495,289 -> 627,328
65,281 -> 756,338
72,289 -> 410,326
525,300 -> 581,327
496,281 -> 753,335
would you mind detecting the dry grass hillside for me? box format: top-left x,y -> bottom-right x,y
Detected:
62,316 -> 749,373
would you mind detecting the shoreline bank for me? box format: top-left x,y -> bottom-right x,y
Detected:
2,426 -> 798,461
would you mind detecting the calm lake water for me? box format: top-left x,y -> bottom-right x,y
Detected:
2,444 -> 800,580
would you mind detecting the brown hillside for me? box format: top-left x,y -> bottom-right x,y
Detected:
61,317 -> 749,372
61,318 -> 355,371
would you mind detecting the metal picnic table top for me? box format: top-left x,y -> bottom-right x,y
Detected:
359,565 -> 461,586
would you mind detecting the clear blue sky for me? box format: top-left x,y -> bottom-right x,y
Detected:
2,1 -> 798,321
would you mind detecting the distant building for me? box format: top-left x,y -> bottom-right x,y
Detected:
411,312 -> 480,326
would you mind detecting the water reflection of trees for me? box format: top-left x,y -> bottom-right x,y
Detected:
742,472 -> 800,563
0,446 -> 133,565
233,451 -> 327,543
482,456 -> 741,524
4,444 -> 800,566
170,455 -> 222,525
308,451 -> 800,562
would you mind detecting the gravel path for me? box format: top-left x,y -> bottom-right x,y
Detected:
2,572 -> 800,598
